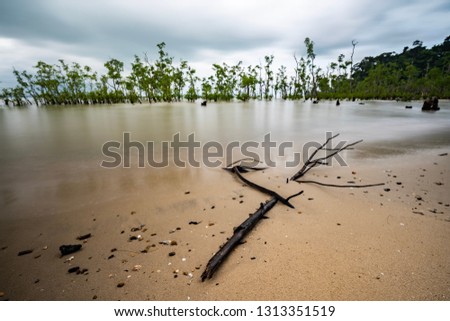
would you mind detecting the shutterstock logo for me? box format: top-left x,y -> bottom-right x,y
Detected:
100,132 -> 349,168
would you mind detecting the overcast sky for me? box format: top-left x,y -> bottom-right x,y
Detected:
0,0 -> 449,88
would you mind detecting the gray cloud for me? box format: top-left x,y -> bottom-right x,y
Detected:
1,0 -> 449,88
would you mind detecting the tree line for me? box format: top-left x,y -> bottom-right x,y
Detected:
1,36 -> 449,107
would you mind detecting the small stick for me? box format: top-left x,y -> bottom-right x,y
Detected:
296,180 -> 385,188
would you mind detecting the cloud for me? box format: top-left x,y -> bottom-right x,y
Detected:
0,0 -> 449,88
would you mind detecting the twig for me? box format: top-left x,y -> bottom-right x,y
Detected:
296,180 -> 385,188
290,134 -> 362,181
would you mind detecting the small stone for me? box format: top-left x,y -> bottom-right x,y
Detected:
435,182 -> 443,186
76,233 -> 92,241
130,225 -> 143,232
250,257 -> 256,260
68,266 -> 80,274
308,198 -> 314,201
415,195 -> 423,201
59,244 -> 82,256
239,200 -> 244,204
108,254 -> 115,259
184,191 -> 190,195
132,264 -> 142,271
189,221 -> 201,225
18,249 -> 33,256
168,252 -> 176,257
78,268 -> 88,275
92,295 -> 98,300
396,182 -> 402,185
117,282 -> 125,288
159,240 -> 177,246
383,188 -> 390,192
211,205 -> 215,209
130,211 -> 136,215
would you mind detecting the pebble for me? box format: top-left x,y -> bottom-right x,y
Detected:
76,233 -> 92,241
160,240 -> 177,246
18,249 -> 33,256
59,244 -> 82,256
383,188 -> 390,192
132,265 -> 142,271
64,256 -> 75,263
131,225 -> 144,232
184,191 -> 190,195
168,252 -> 176,257
68,266 -> 80,274
117,282 -> 125,288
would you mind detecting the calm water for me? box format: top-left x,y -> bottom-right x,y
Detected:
1,100 -> 449,219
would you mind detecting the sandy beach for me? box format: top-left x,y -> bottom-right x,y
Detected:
0,145 -> 449,301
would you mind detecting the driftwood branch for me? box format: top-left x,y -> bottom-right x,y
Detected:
290,134 -> 363,181
201,134 -> 384,281
201,197 -> 278,281
201,161 -> 303,281
296,180 -> 385,188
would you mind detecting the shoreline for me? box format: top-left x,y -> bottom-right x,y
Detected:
0,146 -> 449,300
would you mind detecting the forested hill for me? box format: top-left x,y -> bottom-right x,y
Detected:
1,36 -> 449,106
351,36 -> 450,99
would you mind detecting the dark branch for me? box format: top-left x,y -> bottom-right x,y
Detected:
296,180 -> 385,188
290,134 -> 363,181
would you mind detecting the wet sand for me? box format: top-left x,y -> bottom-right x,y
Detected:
0,148 -> 449,301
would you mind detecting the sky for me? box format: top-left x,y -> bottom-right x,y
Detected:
0,0 -> 449,89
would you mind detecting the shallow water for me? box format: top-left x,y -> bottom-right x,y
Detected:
1,100 -> 449,219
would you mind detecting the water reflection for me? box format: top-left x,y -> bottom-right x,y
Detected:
0,100 -> 449,219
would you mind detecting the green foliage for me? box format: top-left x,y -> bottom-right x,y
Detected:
1,36 -> 449,106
